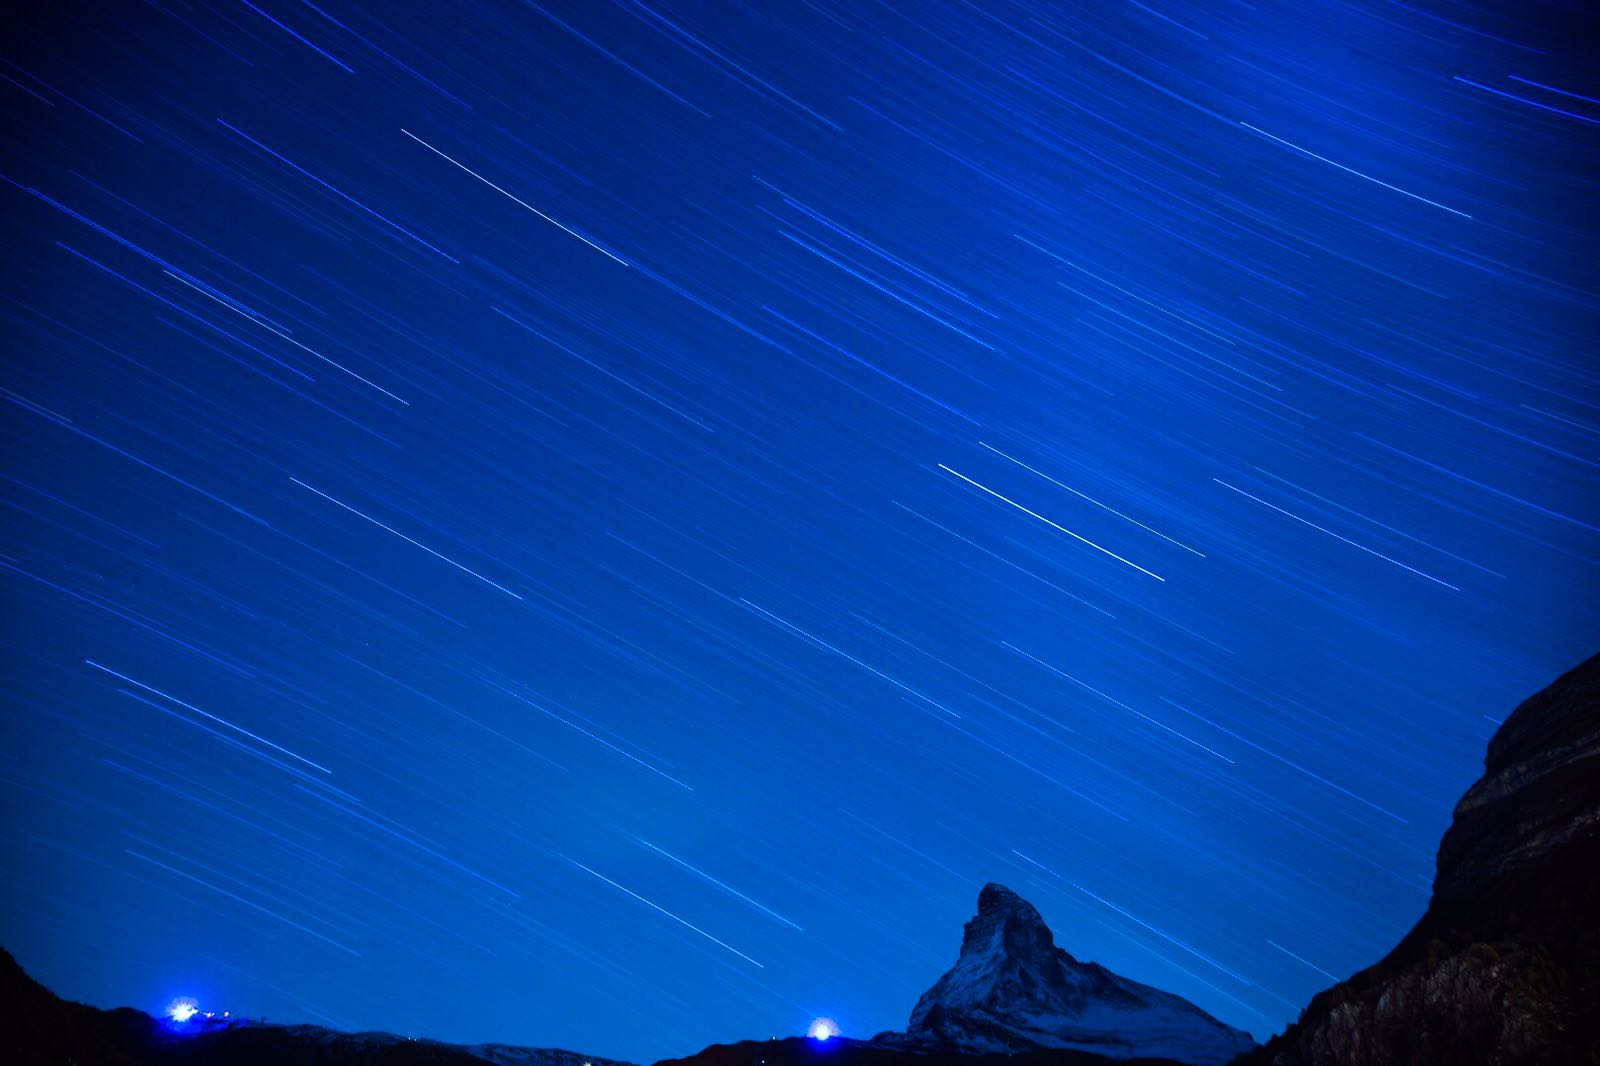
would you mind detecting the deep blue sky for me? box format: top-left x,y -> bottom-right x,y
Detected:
2,1 -> 1596,1061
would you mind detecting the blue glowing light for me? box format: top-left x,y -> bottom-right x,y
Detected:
166,998 -> 199,1024
807,1018 -> 839,1041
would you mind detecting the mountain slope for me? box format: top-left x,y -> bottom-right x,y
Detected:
1242,652 -> 1600,1065
0,946 -> 634,1066
876,883 -> 1254,1066
658,1035 -> 1190,1066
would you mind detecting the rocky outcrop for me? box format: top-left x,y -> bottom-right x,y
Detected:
1243,652 -> 1600,1066
880,883 -> 1255,1065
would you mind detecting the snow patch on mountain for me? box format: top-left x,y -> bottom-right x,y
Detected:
879,883 -> 1255,1066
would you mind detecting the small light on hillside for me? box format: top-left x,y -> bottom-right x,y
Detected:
807,1017 -> 839,1041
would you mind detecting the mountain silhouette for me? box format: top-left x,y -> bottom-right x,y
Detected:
1241,652 -> 1600,1065
4,655 -> 1596,1066
875,882 -> 1253,1064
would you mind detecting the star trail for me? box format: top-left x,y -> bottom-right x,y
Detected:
1,1 -> 1596,1061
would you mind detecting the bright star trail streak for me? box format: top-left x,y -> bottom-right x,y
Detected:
290,478 -> 526,601
83,660 -> 333,775
938,465 -> 1167,581
1211,478 -> 1461,590
565,858 -> 765,969
635,838 -> 805,931
400,130 -> 632,267
1,1 -> 1596,1063
1235,123 -> 1475,219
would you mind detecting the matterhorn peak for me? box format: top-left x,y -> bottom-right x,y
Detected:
960,882 -> 1064,968
889,883 -> 1255,1066
975,882 -> 1038,919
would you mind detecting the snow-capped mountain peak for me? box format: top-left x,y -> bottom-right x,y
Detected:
889,883 -> 1255,1066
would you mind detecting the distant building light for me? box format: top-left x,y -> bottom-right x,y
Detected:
807,1018 -> 839,1041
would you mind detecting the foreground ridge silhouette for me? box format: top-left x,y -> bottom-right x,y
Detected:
1241,652 -> 1600,1066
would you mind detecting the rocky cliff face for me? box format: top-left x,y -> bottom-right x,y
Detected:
1244,652 -> 1600,1066
881,883 -> 1255,1066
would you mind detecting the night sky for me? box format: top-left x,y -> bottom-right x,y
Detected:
2,1 -> 1597,1061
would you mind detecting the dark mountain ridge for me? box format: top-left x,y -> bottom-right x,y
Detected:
655,1035 -> 1189,1066
0,945 -> 635,1066
1242,651 -> 1600,1065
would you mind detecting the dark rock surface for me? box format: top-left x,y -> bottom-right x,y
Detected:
1242,652 -> 1600,1066
656,1035 -> 1186,1066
